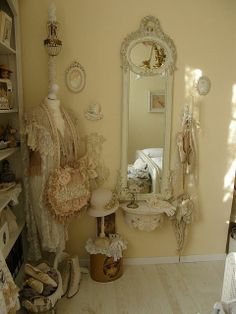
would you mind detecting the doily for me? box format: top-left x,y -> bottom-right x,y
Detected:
85,234 -> 127,261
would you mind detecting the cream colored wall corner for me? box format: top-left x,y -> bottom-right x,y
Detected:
19,0 -> 236,259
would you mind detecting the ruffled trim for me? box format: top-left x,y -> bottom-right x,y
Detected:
24,121 -> 53,158
44,158 -> 91,224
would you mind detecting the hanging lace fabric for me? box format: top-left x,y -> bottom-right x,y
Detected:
42,103 -> 91,223
177,105 -> 198,189
171,105 -> 198,254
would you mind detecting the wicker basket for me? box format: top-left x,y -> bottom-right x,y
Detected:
21,270 -> 62,313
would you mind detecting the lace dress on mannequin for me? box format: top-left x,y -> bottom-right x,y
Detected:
25,85 -> 81,260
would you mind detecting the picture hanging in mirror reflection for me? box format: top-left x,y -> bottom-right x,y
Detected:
148,90 -> 165,113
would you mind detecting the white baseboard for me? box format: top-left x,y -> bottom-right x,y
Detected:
124,256 -> 179,265
180,254 -> 226,263
80,254 -> 226,267
124,254 -> 226,265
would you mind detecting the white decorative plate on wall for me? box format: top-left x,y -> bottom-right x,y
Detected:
196,76 -> 211,95
65,61 -> 86,93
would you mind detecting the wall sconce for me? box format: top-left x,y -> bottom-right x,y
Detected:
44,3 -> 62,86
44,20 -> 62,57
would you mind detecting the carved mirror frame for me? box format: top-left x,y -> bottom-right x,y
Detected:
120,16 -> 177,200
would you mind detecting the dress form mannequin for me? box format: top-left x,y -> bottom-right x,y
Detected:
25,83 -> 104,261
45,84 -> 65,137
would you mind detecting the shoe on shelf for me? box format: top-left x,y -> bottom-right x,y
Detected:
24,264 -> 57,288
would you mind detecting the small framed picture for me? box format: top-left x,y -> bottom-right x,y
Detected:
0,11 -> 12,47
65,61 -> 86,93
148,90 -> 165,112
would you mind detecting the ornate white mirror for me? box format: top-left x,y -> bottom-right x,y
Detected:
120,16 -> 176,199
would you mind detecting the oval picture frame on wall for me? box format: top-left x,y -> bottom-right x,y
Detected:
65,61 -> 86,93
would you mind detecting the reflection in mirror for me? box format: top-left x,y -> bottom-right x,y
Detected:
128,71 -> 166,194
120,16 -> 176,199
130,41 -> 166,71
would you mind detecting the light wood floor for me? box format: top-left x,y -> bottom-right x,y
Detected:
56,261 -> 224,314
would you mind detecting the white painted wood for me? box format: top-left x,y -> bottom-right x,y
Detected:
120,62 -> 129,193
120,16 -> 176,200
139,264 -> 174,314
177,261 -> 224,313
124,256 -> 179,265
0,183 -> 21,214
0,147 -> 19,161
0,40 -> 16,54
55,261 -> 224,314
128,254 -> 226,264
0,108 -> 18,113
3,218 -> 25,258
180,254 -> 226,263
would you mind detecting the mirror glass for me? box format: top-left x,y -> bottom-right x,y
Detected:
128,70 -> 166,194
120,16 -> 176,199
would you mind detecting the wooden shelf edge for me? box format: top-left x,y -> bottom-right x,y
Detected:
0,183 -> 22,214
0,109 -> 18,113
0,40 -> 16,54
0,146 -> 20,161
2,218 -> 25,259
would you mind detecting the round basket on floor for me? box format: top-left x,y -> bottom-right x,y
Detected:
21,270 -> 62,313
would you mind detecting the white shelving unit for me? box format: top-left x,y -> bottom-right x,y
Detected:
0,0 -> 26,281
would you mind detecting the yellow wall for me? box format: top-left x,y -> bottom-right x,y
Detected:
19,0 -> 236,258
